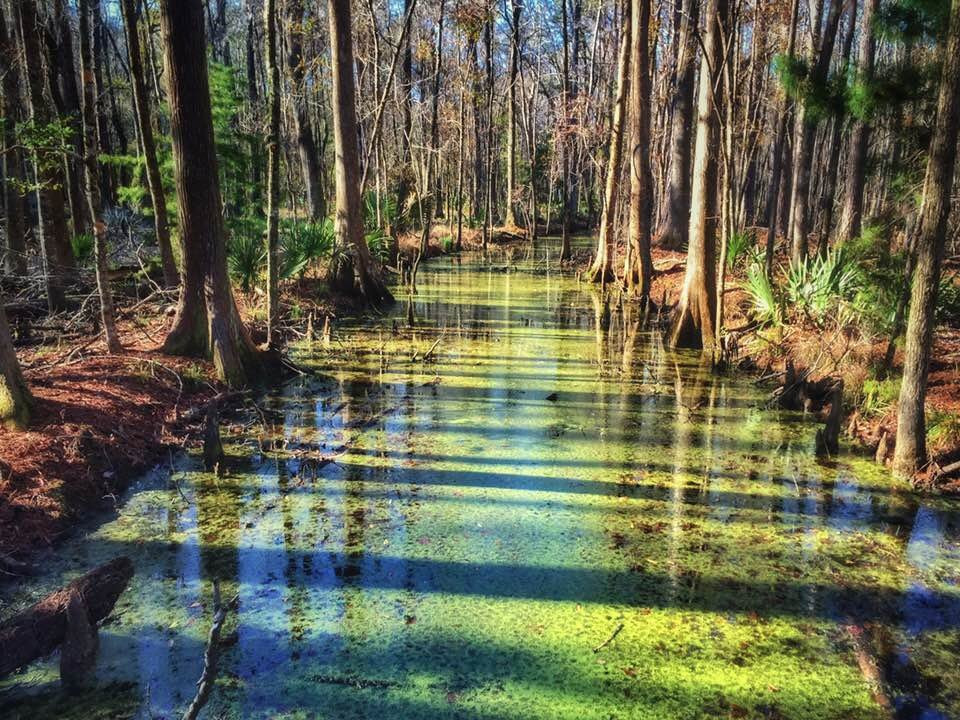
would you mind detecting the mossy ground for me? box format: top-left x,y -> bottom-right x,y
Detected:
2,251 -> 958,719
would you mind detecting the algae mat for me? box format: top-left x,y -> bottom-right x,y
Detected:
2,253 -> 959,719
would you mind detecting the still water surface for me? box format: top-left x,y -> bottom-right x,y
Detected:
2,247 -> 960,719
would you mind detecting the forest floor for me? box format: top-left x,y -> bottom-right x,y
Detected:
0,288 -> 348,563
2,230 -> 959,563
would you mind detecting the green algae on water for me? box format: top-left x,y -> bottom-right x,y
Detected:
2,245 -> 959,719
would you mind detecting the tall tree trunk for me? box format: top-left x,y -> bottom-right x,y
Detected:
0,4 -> 26,275
419,0 -> 447,256
837,0 -> 879,245
456,81 -> 465,251
284,0 -> 325,220
265,0 -> 281,346
893,0 -> 960,476
587,8 -> 631,284
396,0 -> 415,222
159,0 -> 262,386
17,0 -> 73,313
79,0 -> 121,353
483,17 -> 494,249
119,0 -> 177,287
559,0 -> 572,261
327,0 -> 394,305
48,0 -> 91,238
817,0 -> 858,251
788,0 -> 844,264
0,302 -> 31,429
669,0 -> 726,349
504,0 -> 522,228
624,0 -> 654,302
763,0 -> 800,276
656,0 -> 698,250
245,0 -> 263,210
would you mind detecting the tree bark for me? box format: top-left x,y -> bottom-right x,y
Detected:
587,8 -> 631,284
0,557 -> 133,678
504,0 -> 522,228
418,0 -> 447,257
159,0 -> 263,387
763,0 -> 800,277
16,0 -> 73,313
0,4 -> 26,275
284,0 -> 325,220
265,0 -> 281,346
79,0 -> 121,353
837,0 -> 879,245
788,0 -> 844,264
47,0 -> 91,239
669,0 -> 726,349
656,0 -> 698,250
559,0 -> 572,261
624,0 -> 654,302
893,0 -> 960,477
0,301 -> 32,429
327,0 -> 394,305
120,0 -> 177,287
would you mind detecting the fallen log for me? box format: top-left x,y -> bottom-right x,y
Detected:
0,556 -> 134,680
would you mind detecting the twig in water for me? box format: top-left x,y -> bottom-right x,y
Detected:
592,623 -> 624,653
182,581 -> 239,720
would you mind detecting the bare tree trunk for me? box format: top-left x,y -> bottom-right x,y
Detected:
17,0 -> 73,313
418,0 -> 447,257
79,0 -> 121,353
160,0 -> 262,386
47,0 -> 91,239
817,1 -> 858,252
120,0 -> 177,287
624,0 -> 654,302
587,9 -> 631,284
327,0 -> 394,305
0,302 -> 32,429
788,0 -> 844,265
265,0 -> 281,346
483,17 -> 494,250
764,0 -> 800,277
837,0 -> 879,245
284,0 -> 325,220
656,0 -> 698,250
456,81 -> 465,251
669,0 -> 725,349
396,0 -> 415,222
504,0 -> 522,228
559,0 -> 572,261
0,4 -> 26,276
893,0 -> 960,477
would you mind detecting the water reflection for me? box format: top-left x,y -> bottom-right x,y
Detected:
2,245 -> 960,720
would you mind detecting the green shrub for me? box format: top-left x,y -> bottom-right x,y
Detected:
743,262 -> 781,325
784,247 -> 860,323
860,378 -> 900,417
366,231 -> 392,265
281,218 -> 334,279
726,231 -> 754,270
226,220 -> 265,293
71,233 -> 94,264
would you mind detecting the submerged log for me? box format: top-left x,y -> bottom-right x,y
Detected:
0,556 -> 134,679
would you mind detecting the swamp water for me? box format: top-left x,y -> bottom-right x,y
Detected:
2,248 -> 960,719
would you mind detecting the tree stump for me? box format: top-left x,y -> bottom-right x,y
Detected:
816,381 -> 843,457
